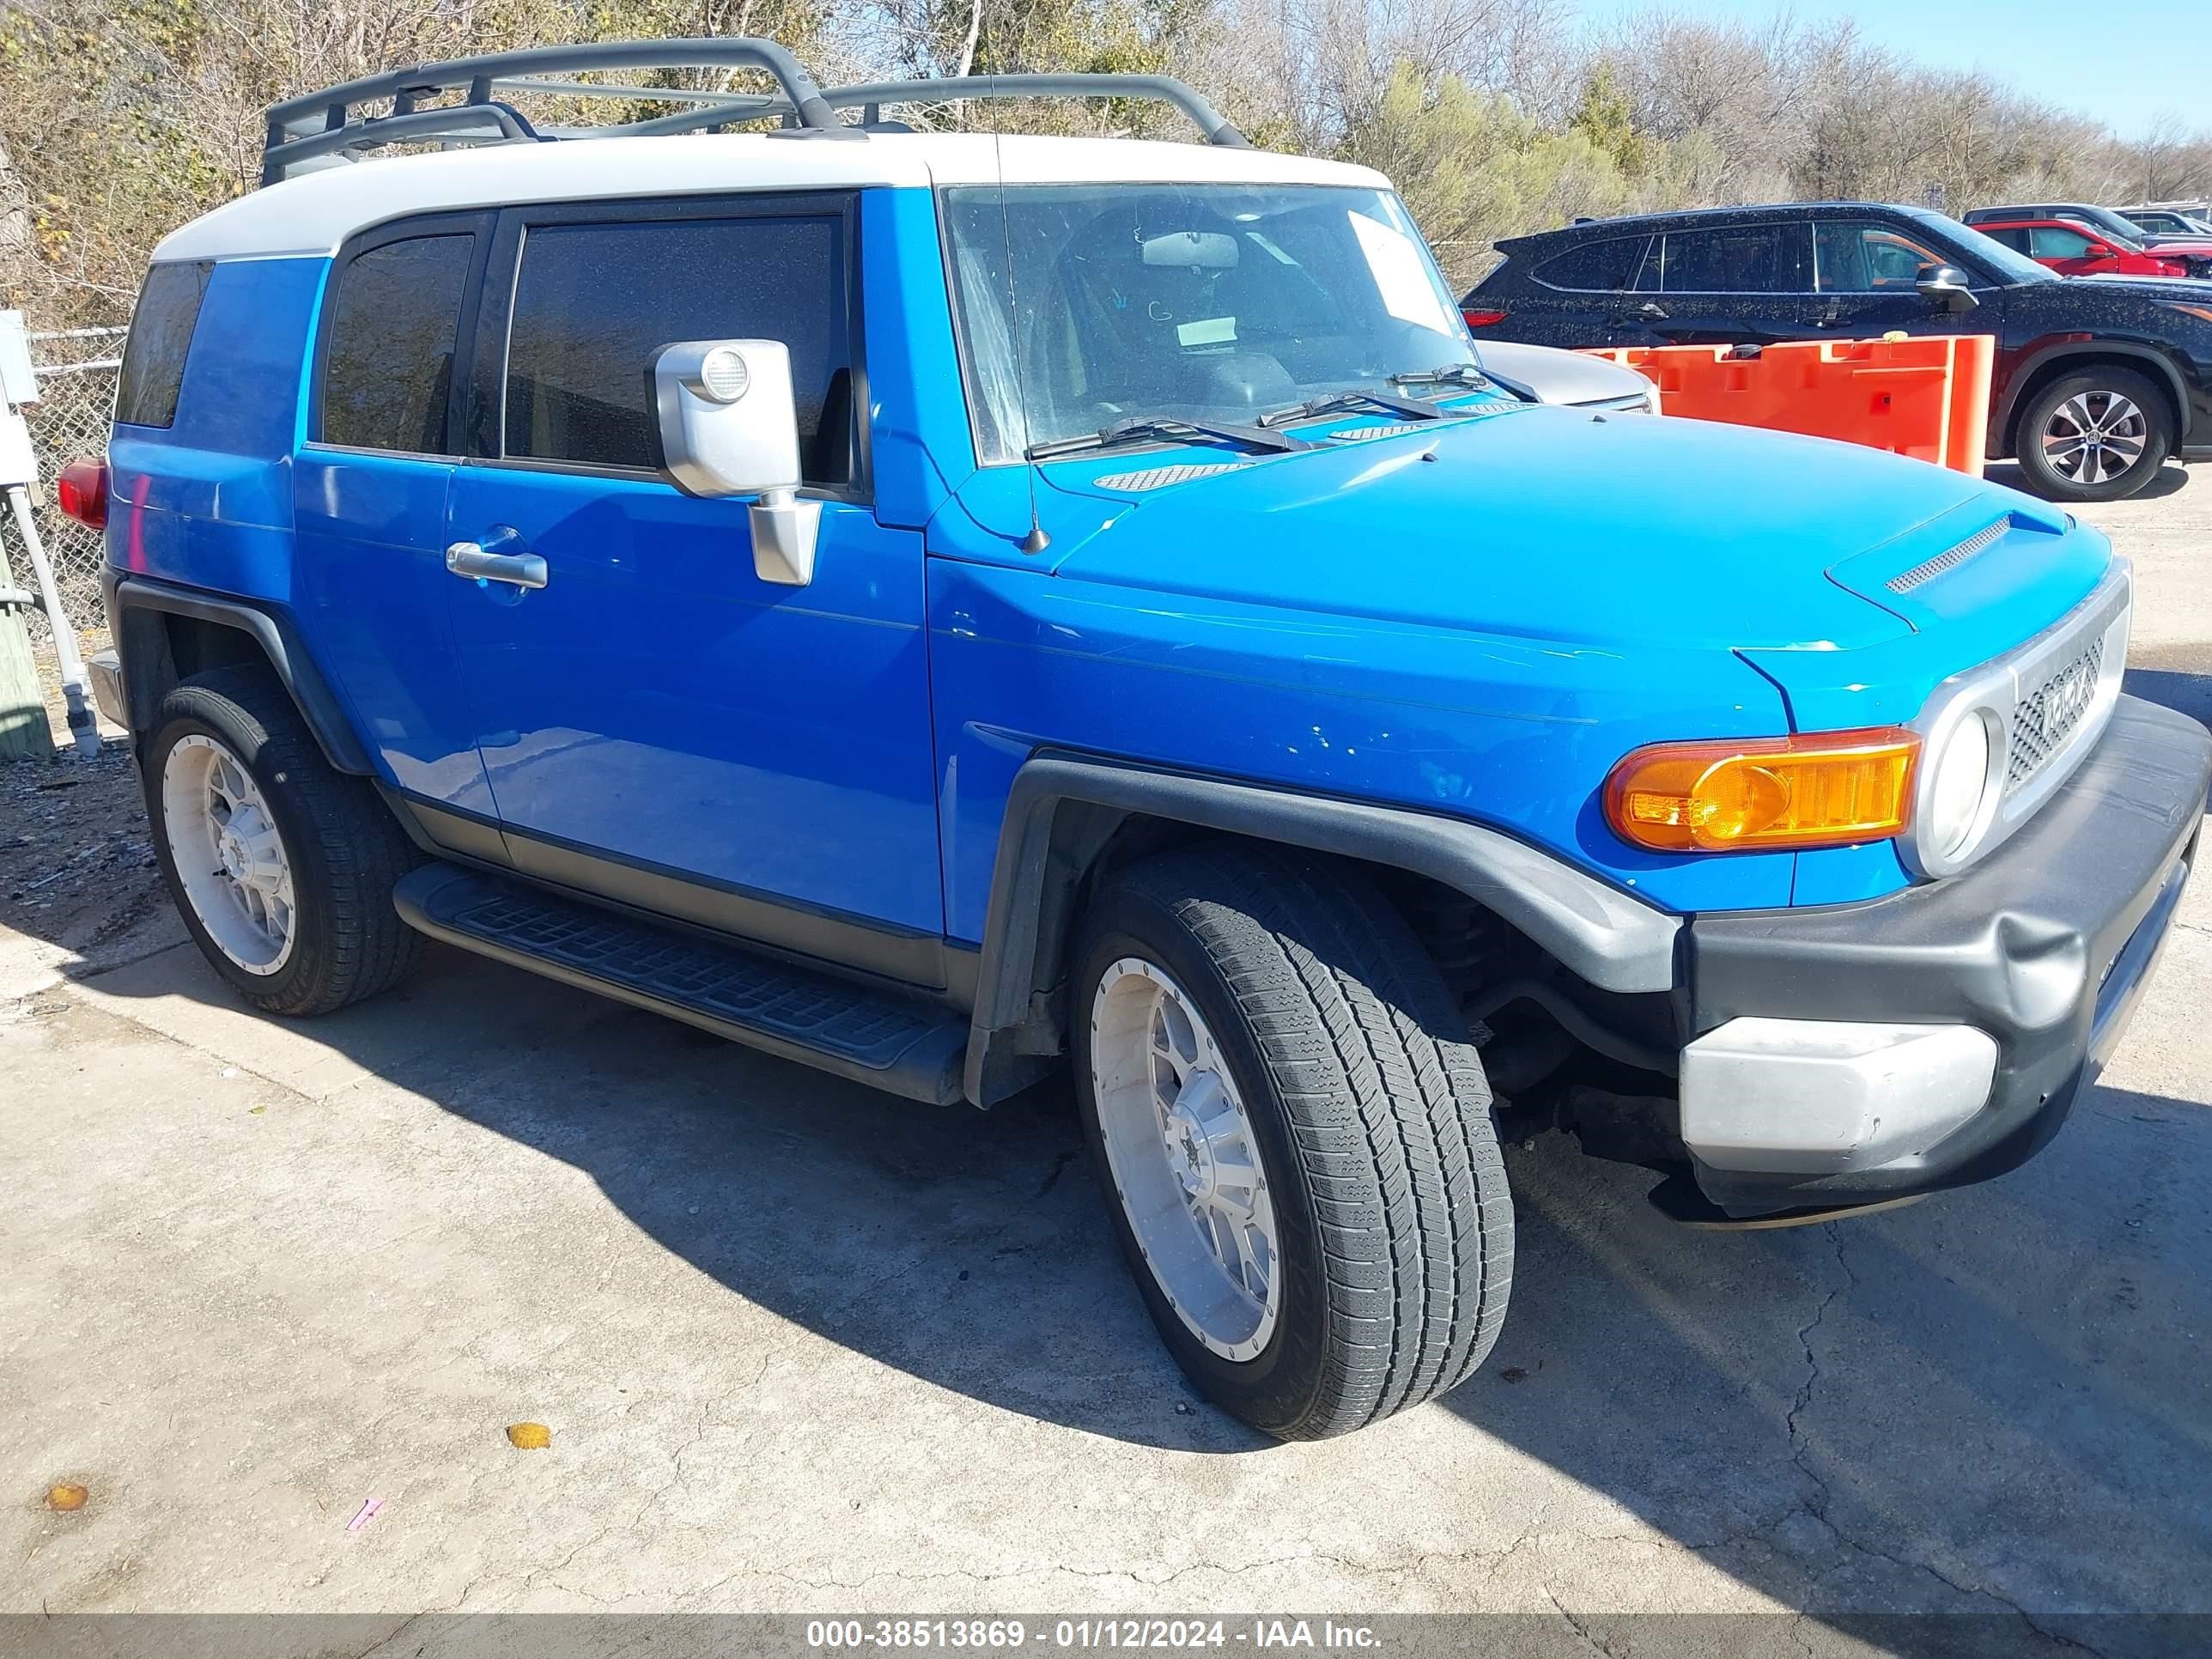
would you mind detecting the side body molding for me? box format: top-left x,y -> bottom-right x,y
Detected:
963,752 -> 1681,1105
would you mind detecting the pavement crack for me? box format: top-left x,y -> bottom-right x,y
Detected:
1785,1222 -> 1850,1520
1542,1589 -> 1612,1655
1035,1148 -> 1079,1198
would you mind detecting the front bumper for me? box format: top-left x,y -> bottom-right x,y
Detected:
1680,694 -> 2210,1218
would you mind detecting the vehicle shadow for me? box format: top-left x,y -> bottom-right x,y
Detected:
48,932 -> 2212,1631
1984,459 -> 2191,501
2124,655 -> 2212,731
1447,1085 -> 2212,1636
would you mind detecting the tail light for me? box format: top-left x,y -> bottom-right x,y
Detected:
1462,307 -> 1509,328
56,458 -> 108,530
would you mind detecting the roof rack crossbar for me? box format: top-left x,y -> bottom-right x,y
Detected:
823,76 -> 1249,147
489,76 -> 771,105
521,71 -> 1254,147
263,103 -> 544,178
261,37 -> 839,183
586,95 -> 793,139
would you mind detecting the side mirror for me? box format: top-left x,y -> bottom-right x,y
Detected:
1915,264 -> 1979,313
2082,241 -> 2114,260
653,339 -> 819,586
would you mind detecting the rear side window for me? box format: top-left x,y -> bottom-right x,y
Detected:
115,260 -> 213,428
1657,224 -> 1810,293
501,214 -> 854,486
2030,225 -> 2096,260
1532,235 -> 1649,292
320,234 -> 476,453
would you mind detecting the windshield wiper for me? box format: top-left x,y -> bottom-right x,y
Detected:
1389,362 -> 1540,404
1257,387 -> 1459,428
1025,414 -> 1312,461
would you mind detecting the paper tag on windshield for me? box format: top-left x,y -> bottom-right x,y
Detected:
1176,316 -> 1237,346
1349,211 -> 1456,336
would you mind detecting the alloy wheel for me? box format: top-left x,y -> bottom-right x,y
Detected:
1088,957 -> 1280,1361
2041,391 -> 2148,487
160,733 -> 297,975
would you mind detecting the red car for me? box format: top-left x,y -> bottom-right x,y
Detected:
1969,216 -> 2188,279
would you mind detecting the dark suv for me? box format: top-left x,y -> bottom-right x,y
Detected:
1462,202 -> 2212,501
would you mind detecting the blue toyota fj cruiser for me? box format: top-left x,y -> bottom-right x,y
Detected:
78,40 -> 2211,1439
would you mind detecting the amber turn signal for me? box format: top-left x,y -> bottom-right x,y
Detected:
1605,728 -> 1919,853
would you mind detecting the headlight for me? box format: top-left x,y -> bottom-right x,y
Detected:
1923,712 -> 1995,862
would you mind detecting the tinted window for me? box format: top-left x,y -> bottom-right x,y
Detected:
2030,225 -> 2096,259
116,261 -> 212,428
2060,206 -> 2146,245
1981,227 -> 2030,253
1658,225 -> 1808,293
1533,235 -> 1648,292
321,234 -> 474,453
503,214 -> 853,484
1631,236 -> 1663,293
1813,220 -> 1948,291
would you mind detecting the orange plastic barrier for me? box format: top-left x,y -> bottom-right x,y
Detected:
1577,335 -> 1995,476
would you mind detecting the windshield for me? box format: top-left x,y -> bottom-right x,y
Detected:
1909,210 -> 2059,285
943,184 -> 1477,462
2068,204 -> 2158,245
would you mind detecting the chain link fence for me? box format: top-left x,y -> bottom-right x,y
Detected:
8,327 -> 125,646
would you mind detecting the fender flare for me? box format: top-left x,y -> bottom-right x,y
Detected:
1993,340 -> 2190,456
106,573 -> 375,775
963,751 -> 1680,1105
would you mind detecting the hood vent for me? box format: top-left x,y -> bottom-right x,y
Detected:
1887,517 -> 2010,595
1328,422 -> 1429,442
1090,461 -> 1249,492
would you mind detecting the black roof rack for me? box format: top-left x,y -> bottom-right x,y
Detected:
260,38 -> 1249,186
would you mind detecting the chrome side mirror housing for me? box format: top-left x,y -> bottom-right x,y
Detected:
1914,264 -> 1980,313
653,339 -> 819,586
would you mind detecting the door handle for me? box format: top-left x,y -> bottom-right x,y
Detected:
446,539 -> 548,590
1612,301 -> 1668,324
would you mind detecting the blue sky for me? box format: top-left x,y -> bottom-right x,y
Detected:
1577,0 -> 2210,138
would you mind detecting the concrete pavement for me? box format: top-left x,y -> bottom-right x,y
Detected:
3,468 -> 2208,1649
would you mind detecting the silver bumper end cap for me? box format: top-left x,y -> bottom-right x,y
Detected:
1680,1018 -> 1998,1175
87,650 -> 126,732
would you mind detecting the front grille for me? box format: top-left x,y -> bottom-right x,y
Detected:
2007,635 -> 2106,795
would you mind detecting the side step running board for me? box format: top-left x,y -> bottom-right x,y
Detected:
392,864 -> 969,1104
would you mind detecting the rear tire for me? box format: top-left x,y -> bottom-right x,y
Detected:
1072,842 -> 1511,1440
143,665 -> 422,1016
2013,367 -> 2172,502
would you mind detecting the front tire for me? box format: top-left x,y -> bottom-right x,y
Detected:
2014,367 -> 2172,501
143,665 -> 422,1016
1072,843 -> 1511,1440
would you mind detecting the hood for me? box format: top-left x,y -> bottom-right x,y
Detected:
1034,405 -> 2021,651
1472,340 -> 1655,407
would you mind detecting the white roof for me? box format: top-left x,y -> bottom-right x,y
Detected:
155,132 -> 1391,262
